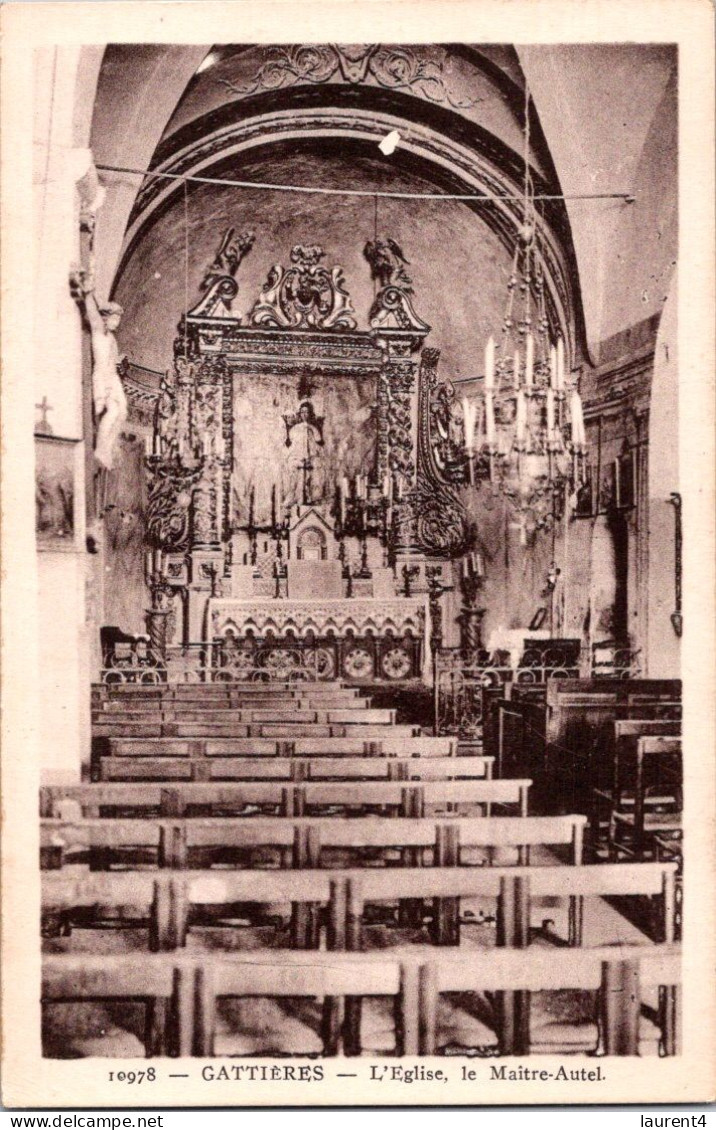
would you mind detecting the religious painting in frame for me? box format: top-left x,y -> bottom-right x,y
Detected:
34,434 -> 81,552
616,447 -> 637,510
573,461 -> 596,518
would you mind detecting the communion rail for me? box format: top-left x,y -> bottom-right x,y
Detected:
101,635 -> 422,686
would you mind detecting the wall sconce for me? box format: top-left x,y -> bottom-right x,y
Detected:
667,492 -> 683,637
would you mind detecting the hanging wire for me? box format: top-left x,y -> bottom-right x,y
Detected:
372,193 -> 379,298
95,162 -> 634,204
183,178 -> 189,360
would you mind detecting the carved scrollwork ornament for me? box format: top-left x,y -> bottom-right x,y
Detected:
250,244 -> 357,331
410,475 -> 472,558
187,228 -> 255,319
146,462 -> 202,551
385,360 -> 416,481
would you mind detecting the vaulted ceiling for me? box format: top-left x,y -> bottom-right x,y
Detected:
85,43 -> 677,372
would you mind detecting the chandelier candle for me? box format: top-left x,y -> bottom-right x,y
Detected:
525,332 -> 534,386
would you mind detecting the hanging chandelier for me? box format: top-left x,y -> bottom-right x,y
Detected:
462,92 -> 587,533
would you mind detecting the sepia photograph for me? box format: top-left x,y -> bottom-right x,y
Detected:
1,0 -> 714,1111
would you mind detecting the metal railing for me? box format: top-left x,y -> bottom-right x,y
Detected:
100,634 -> 422,685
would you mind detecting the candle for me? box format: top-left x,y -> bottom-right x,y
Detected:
484,336 -> 495,389
463,397 -> 478,452
516,389 -> 527,447
546,388 -> 556,439
271,485 -> 276,528
513,349 -> 520,388
216,467 -> 223,532
525,333 -> 534,387
571,390 -> 585,446
550,345 -> 558,389
556,337 -> 565,391
474,552 -> 484,577
485,390 -> 496,446
340,485 -> 346,525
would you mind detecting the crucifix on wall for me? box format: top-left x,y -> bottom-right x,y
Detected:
35,396 -> 54,436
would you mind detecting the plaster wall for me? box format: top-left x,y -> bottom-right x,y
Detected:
647,276 -> 680,677
34,47 -> 95,780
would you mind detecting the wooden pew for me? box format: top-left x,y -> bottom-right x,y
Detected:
41,952 -> 177,1057
41,777 -> 527,820
418,944 -> 681,1056
609,736 -> 682,860
490,679 -> 681,811
42,950 -> 416,1057
94,721 -> 418,739
40,812 -> 582,873
342,860 -> 677,948
96,754 -> 489,784
93,707 -> 397,727
41,860 -> 678,952
94,680 -> 356,696
591,720 -> 681,852
94,691 -> 365,709
104,735 -> 457,757
41,945 -> 681,1060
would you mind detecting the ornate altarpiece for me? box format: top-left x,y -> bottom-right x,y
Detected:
144,236 -> 471,682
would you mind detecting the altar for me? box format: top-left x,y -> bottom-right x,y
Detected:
208,597 -> 428,683
143,235 -> 470,686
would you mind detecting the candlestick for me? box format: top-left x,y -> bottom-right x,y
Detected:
484,336 -> 495,389
525,333 -> 534,387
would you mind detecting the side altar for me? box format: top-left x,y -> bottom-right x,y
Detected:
141,233 -> 474,684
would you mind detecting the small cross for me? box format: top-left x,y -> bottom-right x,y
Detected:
35,396 -> 54,435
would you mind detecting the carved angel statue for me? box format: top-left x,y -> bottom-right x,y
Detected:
187,228 -> 255,319
363,237 -> 413,291
70,268 -> 128,471
205,227 -> 255,283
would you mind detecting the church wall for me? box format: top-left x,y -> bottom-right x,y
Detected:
647,276 -> 680,678
102,432 -> 149,634
34,47 -> 94,780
